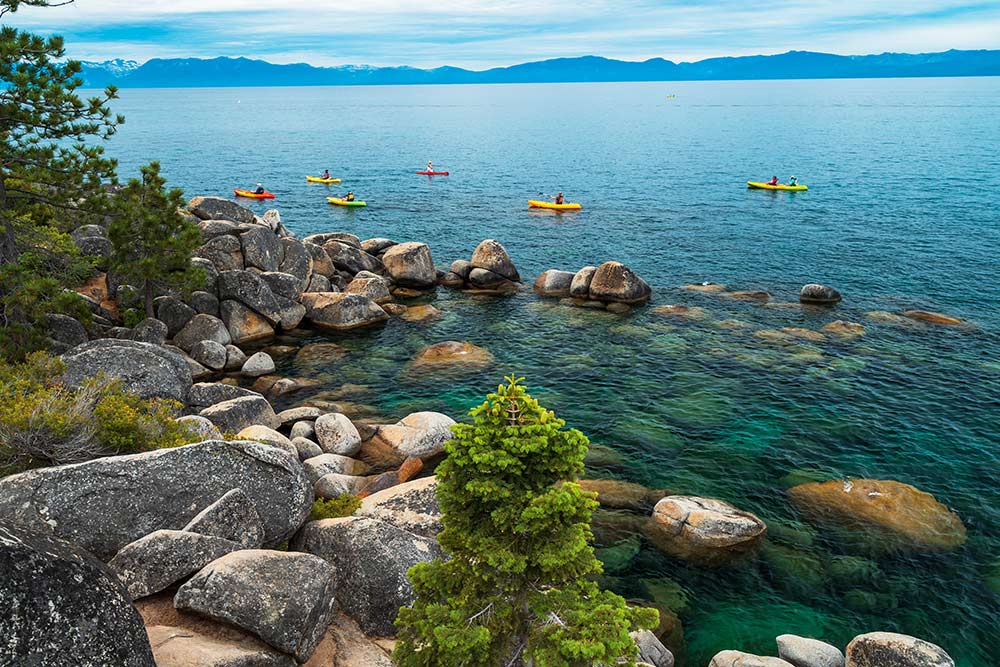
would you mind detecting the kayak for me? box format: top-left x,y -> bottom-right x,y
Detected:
327,197 -> 366,207
528,199 -> 582,211
747,181 -> 808,192
234,189 -> 275,199
306,176 -> 342,184
416,171 -> 449,176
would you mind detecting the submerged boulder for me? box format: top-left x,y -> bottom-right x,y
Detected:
0,440 -> 312,559
901,310 -> 964,326
645,495 -> 767,566
410,340 -> 494,371
787,479 -> 966,553
0,522 -> 156,666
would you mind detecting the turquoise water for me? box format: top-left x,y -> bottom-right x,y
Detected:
104,79 -> 1000,665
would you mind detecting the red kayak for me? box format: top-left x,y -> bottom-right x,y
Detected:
416,171 -> 449,176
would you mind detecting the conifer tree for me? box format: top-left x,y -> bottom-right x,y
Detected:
394,376 -> 657,667
107,162 -> 202,318
0,0 -> 123,358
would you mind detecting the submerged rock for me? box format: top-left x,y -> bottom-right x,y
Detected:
645,495 -> 767,566
787,478 -> 966,553
400,303 -> 443,322
683,283 -> 726,292
579,479 -> 666,512
410,340 -> 494,370
845,632 -> 954,667
0,522 -> 156,667
822,320 -> 866,338
902,310 -> 964,326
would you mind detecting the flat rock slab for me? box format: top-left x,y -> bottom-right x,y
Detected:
146,625 -> 296,667
0,440 -> 312,560
109,529 -> 241,600
357,476 -> 442,538
0,522 -> 156,667
175,549 -> 337,662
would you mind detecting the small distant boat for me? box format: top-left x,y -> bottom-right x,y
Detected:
666,94 -> 677,100
528,199 -> 582,211
234,189 -> 275,199
306,175 -> 341,184
327,197 -> 366,207
416,170 -> 449,176
747,181 -> 808,192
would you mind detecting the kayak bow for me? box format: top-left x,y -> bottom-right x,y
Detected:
528,199 -> 582,211
327,197 -> 366,207
234,189 -> 275,199
747,181 -> 808,192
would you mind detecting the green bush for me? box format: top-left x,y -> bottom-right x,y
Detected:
0,352 -> 202,474
310,495 -> 362,521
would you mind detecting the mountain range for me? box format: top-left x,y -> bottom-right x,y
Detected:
78,50 -> 1000,88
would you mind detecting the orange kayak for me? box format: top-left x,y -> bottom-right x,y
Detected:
234,189 -> 275,199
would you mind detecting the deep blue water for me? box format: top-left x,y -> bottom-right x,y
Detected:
103,79 -> 1000,665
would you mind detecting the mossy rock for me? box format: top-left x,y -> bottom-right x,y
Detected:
760,541 -> 827,596
827,555 -> 882,587
595,534 -> 642,575
843,588 -> 899,613
766,520 -> 820,548
638,577 -> 690,613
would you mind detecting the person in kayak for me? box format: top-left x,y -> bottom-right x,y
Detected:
551,192 -> 565,205
788,176 -> 798,186
426,161 -> 434,172
345,192 -> 355,202
322,169 -> 331,180
254,183 -> 265,194
768,176 -> 779,186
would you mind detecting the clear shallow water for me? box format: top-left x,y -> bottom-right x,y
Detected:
104,79 -> 1000,665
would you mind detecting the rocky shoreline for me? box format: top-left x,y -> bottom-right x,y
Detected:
1,195 -> 966,666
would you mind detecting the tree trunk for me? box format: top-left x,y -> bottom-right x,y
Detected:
0,169 -> 17,266
143,279 -> 155,319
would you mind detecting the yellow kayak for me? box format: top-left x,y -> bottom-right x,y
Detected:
747,181 -> 808,191
528,199 -> 582,211
307,176 -> 341,184
327,197 -> 366,207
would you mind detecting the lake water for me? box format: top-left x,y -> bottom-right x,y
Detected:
103,79 -> 1000,665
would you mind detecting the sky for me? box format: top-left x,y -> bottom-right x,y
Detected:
8,0 -> 1000,68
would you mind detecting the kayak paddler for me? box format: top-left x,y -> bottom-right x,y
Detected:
788,176 -> 798,186
768,176 -> 779,186
551,192 -> 565,205
426,161 -> 434,172
345,192 -> 356,202
254,183 -> 265,194
322,169 -> 331,179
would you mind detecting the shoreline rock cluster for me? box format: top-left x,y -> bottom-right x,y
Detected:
534,261 -> 653,312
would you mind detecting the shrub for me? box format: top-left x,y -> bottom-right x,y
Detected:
394,375 -> 657,667
0,352 -> 201,474
310,495 -> 361,521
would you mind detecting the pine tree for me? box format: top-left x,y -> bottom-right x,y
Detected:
107,162 -> 202,318
394,375 -> 657,667
0,0 -> 123,358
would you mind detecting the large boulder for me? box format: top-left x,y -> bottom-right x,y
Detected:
240,225 -> 283,272
241,351 -> 276,377
293,517 -> 443,636
218,270 -> 284,325
157,297 -> 198,336
61,339 -> 192,403
470,239 -> 520,282
588,261 -> 651,303
196,234 -> 244,272
189,339 -> 228,371
191,257 -> 220,293
305,241 -> 335,277
800,284 -> 842,305
0,440 -> 311,559
108,529 -> 241,599
220,299 -> 275,344
314,412 -> 363,456
410,340 -> 494,371
173,313 -> 232,352
261,271 -> 305,301
362,237 -> 398,255
381,241 -> 436,287
175,549 -> 337,662
777,634 -> 845,667
0,522 -> 156,666
787,479 -> 966,553
44,313 -> 88,351
279,238 -> 313,287
369,412 -> 456,463
131,317 -> 169,345
357,476 -> 442,537
303,292 -> 389,330
633,630 -> 675,667
188,382 -> 261,409
199,395 -> 279,432
182,488 -> 266,548
189,196 -> 256,224
570,266 -> 598,298
645,496 -> 767,566
533,269 -> 575,297
845,632 -> 953,667
323,240 -> 383,276
346,273 -> 393,304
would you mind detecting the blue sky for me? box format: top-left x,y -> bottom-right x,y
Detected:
9,0 -> 1000,68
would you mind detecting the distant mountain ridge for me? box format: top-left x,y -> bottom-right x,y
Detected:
79,50 -> 1000,88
